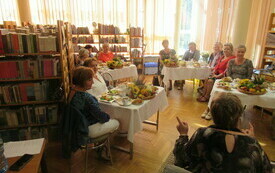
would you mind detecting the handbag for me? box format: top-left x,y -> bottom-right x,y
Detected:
152,76 -> 160,86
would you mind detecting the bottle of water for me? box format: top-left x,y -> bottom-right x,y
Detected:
0,138 -> 8,173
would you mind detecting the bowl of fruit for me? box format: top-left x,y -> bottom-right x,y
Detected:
107,58 -> 123,69
127,81 -> 158,100
237,77 -> 267,95
163,59 -> 179,67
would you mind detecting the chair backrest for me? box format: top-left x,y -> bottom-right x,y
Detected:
61,103 -> 89,158
101,72 -> 114,89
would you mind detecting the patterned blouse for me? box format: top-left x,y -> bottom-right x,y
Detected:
159,49 -> 176,61
173,126 -> 273,173
227,59 -> 253,79
70,91 -> 110,125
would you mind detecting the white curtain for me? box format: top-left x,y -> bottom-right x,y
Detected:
27,0 -> 235,54
0,0 -> 20,25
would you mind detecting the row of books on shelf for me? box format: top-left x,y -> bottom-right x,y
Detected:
0,29 -> 58,54
0,58 -> 60,79
130,38 -> 142,47
130,27 -> 142,36
104,45 -> 127,52
131,49 -> 142,57
72,36 -> 95,44
98,24 -> 121,34
99,36 -> 127,43
73,45 -> 99,53
0,105 -> 58,127
0,80 -> 60,104
0,126 -> 59,142
71,26 -> 90,34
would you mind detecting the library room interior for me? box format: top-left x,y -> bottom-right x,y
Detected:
0,0 -> 275,173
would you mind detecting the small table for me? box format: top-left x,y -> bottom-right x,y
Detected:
209,80 -> 275,139
7,139 -> 47,173
99,65 -> 138,81
99,87 -> 168,158
161,66 -> 211,92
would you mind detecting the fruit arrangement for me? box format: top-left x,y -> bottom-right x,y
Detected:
163,58 -> 179,67
107,57 -> 123,69
127,83 -> 158,100
237,77 -> 268,95
193,62 -> 200,68
100,95 -> 114,102
179,61 -> 187,67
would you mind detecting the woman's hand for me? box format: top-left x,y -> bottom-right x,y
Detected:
241,122 -> 254,137
176,117 -> 189,135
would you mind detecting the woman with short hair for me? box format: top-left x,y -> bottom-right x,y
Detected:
97,43 -> 114,62
227,45 -> 253,79
83,58 -> 108,98
174,93 -> 272,172
69,67 -> 119,138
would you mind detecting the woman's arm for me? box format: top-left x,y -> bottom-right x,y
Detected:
85,94 -> 110,123
226,60 -> 233,78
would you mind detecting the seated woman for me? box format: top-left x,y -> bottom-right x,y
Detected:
69,66 -> 119,139
159,39 -> 176,90
84,45 -> 94,58
174,93 -> 272,172
227,45 -> 253,79
97,43 -> 114,63
76,48 -> 90,66
197,43 -> 235,102
208,42 -> 224,68
83,58 -> 108,98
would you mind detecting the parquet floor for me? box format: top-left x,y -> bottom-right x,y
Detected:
45,77 -> 275,173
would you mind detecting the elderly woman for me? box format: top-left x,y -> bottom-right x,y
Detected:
77,48 -> 90,66
68,66 -> 119,139
174,93 -> 272,172
84,58 -> 108,98
227,45 -> 253,79
159,39 -> 176,90
182,42 -> 200,62
197,43 -> 235,103
98,43 -> 114,63
208,42 -> 224,68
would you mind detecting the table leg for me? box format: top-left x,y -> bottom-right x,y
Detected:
112,142 -> 134,160
143,110 -> 159,131
41,153 -> 48,173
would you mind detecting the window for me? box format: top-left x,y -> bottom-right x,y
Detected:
0,0 -> 19,25
178,0 -> 194,54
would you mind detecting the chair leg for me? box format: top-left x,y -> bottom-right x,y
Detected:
85,145 -> 88,173
106,137 -> 113,165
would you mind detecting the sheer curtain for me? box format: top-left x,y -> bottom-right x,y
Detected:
0,0 -> 20,25
27,0 -> 235,54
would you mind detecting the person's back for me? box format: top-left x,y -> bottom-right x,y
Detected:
176,127 -> 272,173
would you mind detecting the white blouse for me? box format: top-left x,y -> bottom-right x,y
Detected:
87,72 -> 108,98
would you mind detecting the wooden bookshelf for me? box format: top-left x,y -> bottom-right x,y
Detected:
0,100 -> 62,107
261,13 -> 275,68
0,77 -> 62,82
130,28 -> 144,74
0,20 -> 70,142
0,52 -> 60,56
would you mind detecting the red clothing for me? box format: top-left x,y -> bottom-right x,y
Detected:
214,56 -> 235,75
98,51 -> 114,62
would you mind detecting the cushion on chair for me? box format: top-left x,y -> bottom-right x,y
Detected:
144,62 -> 158,67
88,119 -> 119,138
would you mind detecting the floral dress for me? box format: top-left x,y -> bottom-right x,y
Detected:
173,126 -> 272,173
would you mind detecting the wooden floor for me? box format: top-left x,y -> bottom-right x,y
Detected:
45,77 -> 275,173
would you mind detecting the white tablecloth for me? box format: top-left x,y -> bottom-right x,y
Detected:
208,80 -> 275,109
100,65 -> 138,81
161,66 -> 211,86
99,87 -> 168,143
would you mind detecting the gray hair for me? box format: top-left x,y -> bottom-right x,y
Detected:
188,42 -> 196,47
223,43 -> 234,52
215,42 -> 223,48
79,48 -> 89,58
237,44 -> 247,51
